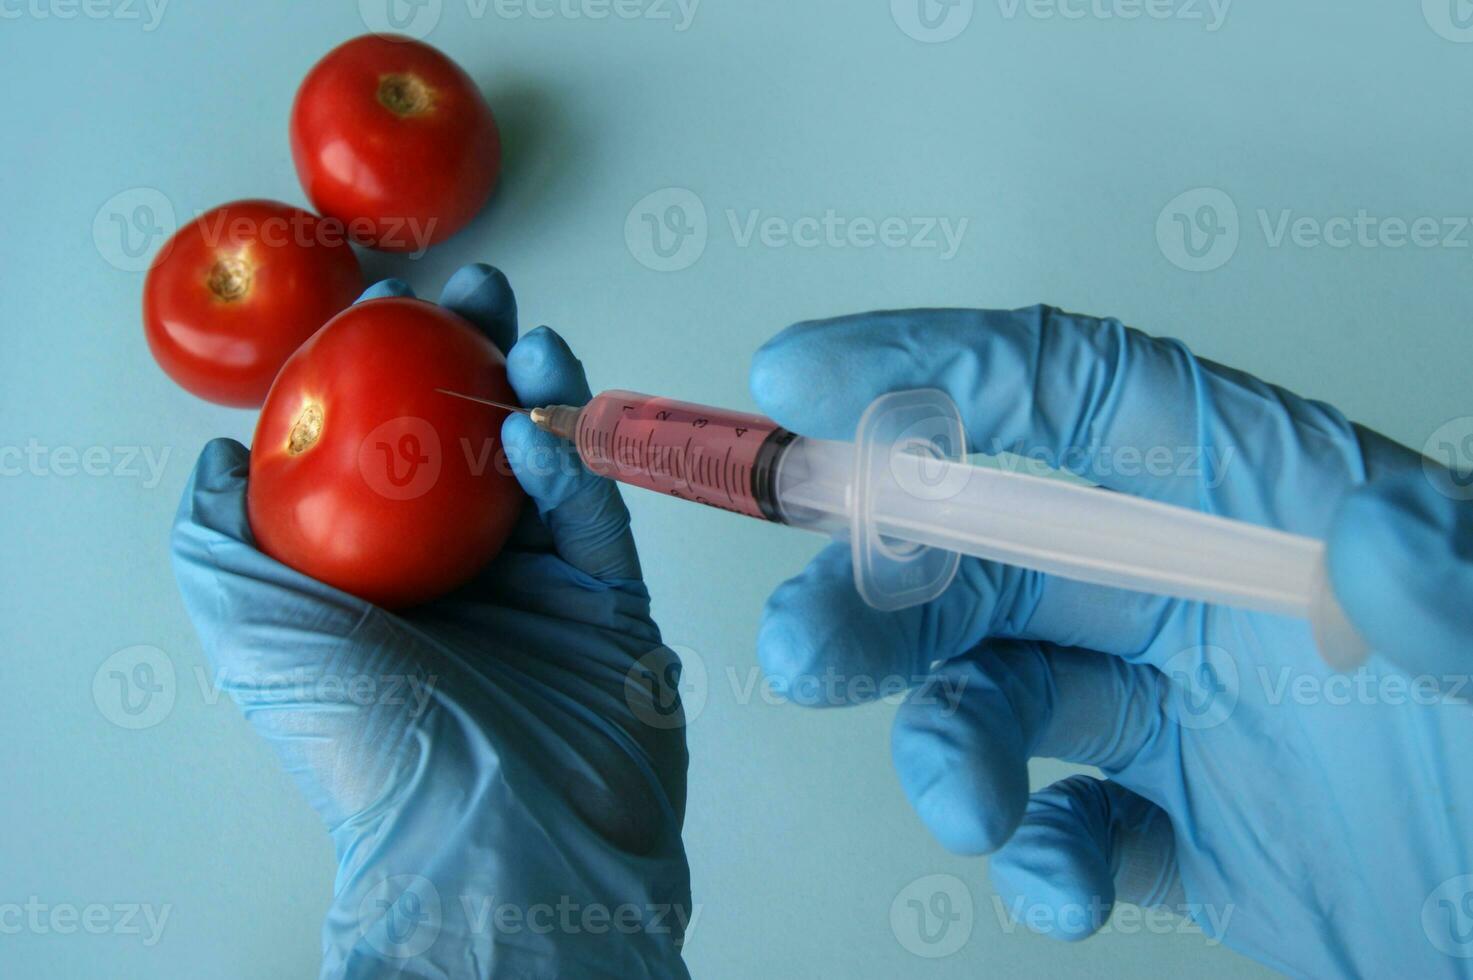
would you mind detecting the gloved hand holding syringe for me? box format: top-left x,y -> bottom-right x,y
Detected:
440,384 -> 1369,670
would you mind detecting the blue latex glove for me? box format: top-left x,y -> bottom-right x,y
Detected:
172,265 -> 692,979
751,307 -> 1473,977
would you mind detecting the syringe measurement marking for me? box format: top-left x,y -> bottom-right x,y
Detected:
573,398 -> 777,517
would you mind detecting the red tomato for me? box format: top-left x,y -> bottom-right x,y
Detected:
247,297 -> 524,608
290,35 -> 502,252
143,200 -> 363,407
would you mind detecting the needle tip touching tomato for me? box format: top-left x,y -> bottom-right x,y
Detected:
247,296 -> 524,608
290,35 -> 502,252
142,199 -> 363,407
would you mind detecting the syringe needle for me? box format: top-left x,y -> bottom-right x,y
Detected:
435,389 -> 531,414
436,388 -> 581,440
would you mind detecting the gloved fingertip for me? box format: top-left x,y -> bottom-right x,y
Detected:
173,438 -> 251,546
356,278 -> 414,303
194,437 -> 250,487
500,411 -> 575,503
500,408 -> 538,449
751,314 -> 843,360
989,849 -> 1114,943
749,311 -> 934,440
505,324 -> 570,375
500,411 -> 610,524
756,547 -> 869,706
440,263 -> 518,354
757,543 -> 955,711
989,803 -> 1116,941
501,405 -> 642,581
892,675 -> 1029,854
755,578 -> 811,699
749,321 -> 825,432
442,261 -> 507,299
506,325 -> 593,409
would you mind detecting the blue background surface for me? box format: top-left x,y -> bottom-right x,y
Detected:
3,1 -> 1470,976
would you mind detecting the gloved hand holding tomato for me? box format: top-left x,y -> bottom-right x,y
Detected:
171,265 -> 694,977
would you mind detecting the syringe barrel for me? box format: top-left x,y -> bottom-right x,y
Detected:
572,390 -> 796,520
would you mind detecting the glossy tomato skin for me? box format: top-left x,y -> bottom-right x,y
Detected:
247,297 -> 523,607
290,35 -> 502,252
143,199 -> 363,407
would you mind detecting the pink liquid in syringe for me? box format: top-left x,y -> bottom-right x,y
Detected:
574,390 -> 792,520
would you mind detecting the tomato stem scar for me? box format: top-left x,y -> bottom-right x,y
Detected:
207,255 -> 253,302
287,403 -> 324,455
377,73 -> 434,116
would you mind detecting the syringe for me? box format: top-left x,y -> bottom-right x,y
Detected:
440,387 -> 1369,669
